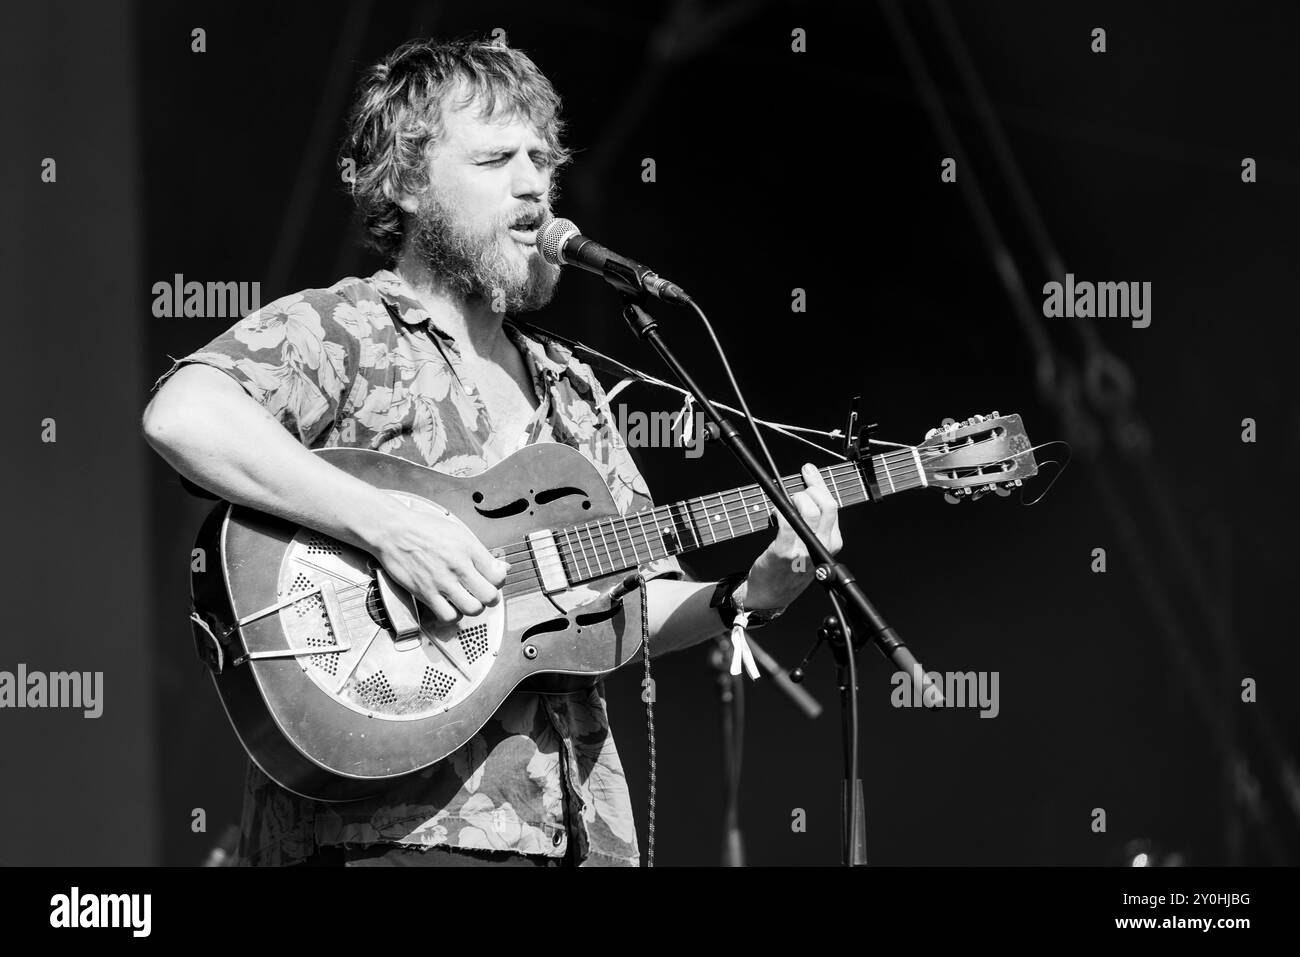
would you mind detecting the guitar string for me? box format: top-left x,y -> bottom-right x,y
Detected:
302,472 -> 905,644
502,435 -> 1019,588
491,460 -> 925,585
296,465 -> 891,612
328,439 -> 963,585
284,443 -> 1021,677
495,468 -> 893,585
430,459 -> 924,593
539,435 -> 1013,572
288,440 -> 1007,607
304,461 -> 923,605
491,456 -> 915,568
492,442 -> 952,578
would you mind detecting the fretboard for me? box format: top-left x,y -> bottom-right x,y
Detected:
554,447 -> 927,583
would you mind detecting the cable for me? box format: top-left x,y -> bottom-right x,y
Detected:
686,299 -> 791,508
639,575 -> 656,867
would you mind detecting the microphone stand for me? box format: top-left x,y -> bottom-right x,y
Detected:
710,632 -> 823,867
619,295 -> 942,866
710,637 -> 746,867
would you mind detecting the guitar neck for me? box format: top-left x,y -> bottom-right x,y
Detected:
554,447 -> 927,583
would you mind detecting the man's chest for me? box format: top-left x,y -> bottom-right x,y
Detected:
455,353 -> 541,460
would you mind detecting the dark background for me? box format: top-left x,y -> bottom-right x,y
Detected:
3,0 -> 1297,866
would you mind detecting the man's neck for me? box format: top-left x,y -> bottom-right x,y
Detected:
391,251 -> 509,361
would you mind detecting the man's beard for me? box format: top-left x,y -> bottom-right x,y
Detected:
408,195 -> 561,313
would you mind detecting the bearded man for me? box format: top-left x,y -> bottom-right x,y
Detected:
141,36 -> 842,867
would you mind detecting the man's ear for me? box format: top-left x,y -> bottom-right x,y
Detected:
392,190 -> 420,215
383,175 -> 423,214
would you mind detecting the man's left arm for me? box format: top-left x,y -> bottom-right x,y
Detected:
644,464 -> 844,658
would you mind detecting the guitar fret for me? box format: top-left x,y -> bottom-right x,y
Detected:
718,492 -> 736,540
561,528 -> 577,580
672,502 -> 701,552
618,514 -> 639,566
826,467 -> 844,506
743,490 -> 759,532
653,509 -> 675,557
689,498 -> 714,544
854,461 -> 870,502
878,452 -> 897,494
636,512 -> 654,563
703,497 -> 721,543
573,527 -> 595,580
691,500 -> 707,548
611,517 -> 629,567
637,511 -> 660,562
891,452 -> 909,491
841,465 -> 862,502
595,521 -> 614,574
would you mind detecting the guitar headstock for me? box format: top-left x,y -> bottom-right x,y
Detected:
916,412 -> 1038,500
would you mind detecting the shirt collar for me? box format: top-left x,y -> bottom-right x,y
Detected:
370,268 -> 450,340
505,321 -> 572,379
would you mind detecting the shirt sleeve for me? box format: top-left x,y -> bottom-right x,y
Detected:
148,289 -> 362,448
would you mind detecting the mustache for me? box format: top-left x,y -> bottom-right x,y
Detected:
503,204 -> 552,230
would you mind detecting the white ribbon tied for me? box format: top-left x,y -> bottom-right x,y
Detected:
671,393 -> 696,446
729,612 -> 760,679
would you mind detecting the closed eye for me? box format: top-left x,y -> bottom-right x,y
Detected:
476,151 -> 556,170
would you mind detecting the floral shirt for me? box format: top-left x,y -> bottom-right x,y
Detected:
149,268 -> 682,867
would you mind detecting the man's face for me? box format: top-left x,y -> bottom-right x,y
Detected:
405,91 -> 561,313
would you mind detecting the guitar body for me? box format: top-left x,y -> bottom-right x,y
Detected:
192,444 -> 645,803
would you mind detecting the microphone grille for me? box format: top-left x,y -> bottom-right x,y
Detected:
538,217 -> 579,266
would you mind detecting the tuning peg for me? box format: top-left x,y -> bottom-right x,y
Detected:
943,492 -> 962,504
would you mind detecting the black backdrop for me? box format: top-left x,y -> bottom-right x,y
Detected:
3,0 -> 1297,866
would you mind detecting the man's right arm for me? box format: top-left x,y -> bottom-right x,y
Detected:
141,363 -> 507,621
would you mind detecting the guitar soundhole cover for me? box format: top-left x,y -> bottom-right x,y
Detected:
276,491 -> 506,721
288,573 -> 341,677
306,534 -> 344,556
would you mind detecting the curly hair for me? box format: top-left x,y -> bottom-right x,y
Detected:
339,35 -> 573,260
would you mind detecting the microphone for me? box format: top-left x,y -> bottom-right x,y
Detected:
537,217 -> 692,305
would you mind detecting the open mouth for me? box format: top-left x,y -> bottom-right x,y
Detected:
507,212 -> 545,244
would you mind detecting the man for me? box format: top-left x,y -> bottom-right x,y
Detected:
142,36 -> 843,867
